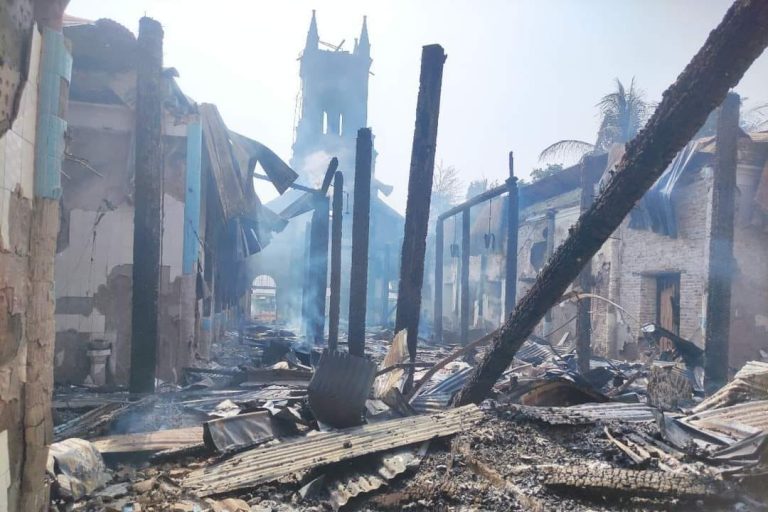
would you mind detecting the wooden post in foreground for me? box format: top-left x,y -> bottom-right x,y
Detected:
395,44 -> 447,362
348,128 -> 373,356
130,17 -> 164,394
328,171 -> 344,352
705,92 -> 740,390
454,0 -> 768,406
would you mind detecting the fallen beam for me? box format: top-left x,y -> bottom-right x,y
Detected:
454,0 -> 768,406
183,404 -> 484,497
91,426 -> 203,454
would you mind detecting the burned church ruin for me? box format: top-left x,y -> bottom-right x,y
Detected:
2,2 -> 768,511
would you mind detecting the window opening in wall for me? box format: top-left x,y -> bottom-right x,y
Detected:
252,274 -> 277,323
322,111 -> 328,135
339,113 -> 344,136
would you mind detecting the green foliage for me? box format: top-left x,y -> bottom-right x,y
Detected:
530,163 -> 564,182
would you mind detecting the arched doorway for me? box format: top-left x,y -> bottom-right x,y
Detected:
251,274 -> 277,323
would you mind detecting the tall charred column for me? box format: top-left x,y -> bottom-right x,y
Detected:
576,156 -> 598,374
705,92 -> 740,390
130,18 -> 164,394
460,209 -> 471,345
434,218 -> 445,343
396,44 -> 447,361
328,171 -> 344,351
504,152 -> 519,317
307,195 -> 330,345
348,128 -> 373,356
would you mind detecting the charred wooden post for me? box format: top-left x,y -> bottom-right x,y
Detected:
705,92 -> 740,390
395,44 -> 447,361
434,218 -> 445,343
307,195 -> 330,345
504,152 -> 519,317
348,128 -> 373,356
542,208 -> 556,334
130,17 -> 164,394
301,221 -> 312,335
454,0 -> 768,406
328,171 -> 344,351
380,243 -> 392,327
576,156 -> 599,374
460,209 -> 471,345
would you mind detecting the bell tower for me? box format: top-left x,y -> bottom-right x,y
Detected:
291,11 -> 372,180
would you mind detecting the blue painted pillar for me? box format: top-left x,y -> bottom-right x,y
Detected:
183,120 -> 202,275
34,28 -> 72,199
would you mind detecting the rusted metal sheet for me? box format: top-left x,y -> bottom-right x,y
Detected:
692,361 -> 768,413
53,395 -> 155,441
183,404 -> 484,497
511,402 -> 656,425
244,368 -> 312,387
203,411 -> 279,453
680,400 -> 768,442
308,350 -> 377,428
228,131 -> 298,195
91,426 -> 203,454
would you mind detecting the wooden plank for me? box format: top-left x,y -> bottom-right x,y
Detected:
91,427 -> 203,454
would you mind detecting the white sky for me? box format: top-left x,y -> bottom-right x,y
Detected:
67,0 -> 768,214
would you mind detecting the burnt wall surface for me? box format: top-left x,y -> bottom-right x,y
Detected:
54,107 -> 191,385
0,14 -> 39,510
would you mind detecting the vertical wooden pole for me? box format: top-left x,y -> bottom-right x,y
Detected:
460,208 -> 471,345
130,17 -> 164,395
348,128 -> 373,356
504,152 -> 519,318
395,44 -> 447,362
380,243 -> 391,327
705,92 -> 740,390
307,195 -> 330,345
576,157 -> 598,374
328,171 -> 344,351
434,218 -> 444,343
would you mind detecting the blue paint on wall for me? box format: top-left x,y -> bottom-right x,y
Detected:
183,121 -> 202,274
201,317 -> 212,331
35,28 -> 72,199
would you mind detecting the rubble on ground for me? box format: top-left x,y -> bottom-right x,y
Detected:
49,325 -> 768,511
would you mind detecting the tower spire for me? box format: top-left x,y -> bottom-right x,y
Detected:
305,10 -> 319,51
357,15 -> 370,57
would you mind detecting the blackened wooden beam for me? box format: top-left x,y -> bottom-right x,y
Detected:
576,156 -> 599,374
504,152 -> 519,317
395,44 -> 447,361
434,218 -> 444,343
460,208 -> 471,345
130,17 -> 164,395
454,0 -> 768,406
307,195 -> 330,345
705,92 -> 740,390
348,128 -> 373,356
328,171 -> 344,352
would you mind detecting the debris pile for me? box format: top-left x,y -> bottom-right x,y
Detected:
48,325 -> 768,511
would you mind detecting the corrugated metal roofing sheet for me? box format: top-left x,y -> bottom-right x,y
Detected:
183,405 -> 484,497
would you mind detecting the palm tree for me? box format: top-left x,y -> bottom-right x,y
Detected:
539,78 -> 651,163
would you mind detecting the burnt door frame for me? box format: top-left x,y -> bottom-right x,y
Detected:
655,272 -> 681,350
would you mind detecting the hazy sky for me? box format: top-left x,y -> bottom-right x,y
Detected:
67,1 -> 768,213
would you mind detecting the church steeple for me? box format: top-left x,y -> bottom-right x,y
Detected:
356,15 -> 370,57
305,10 -> 319,51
